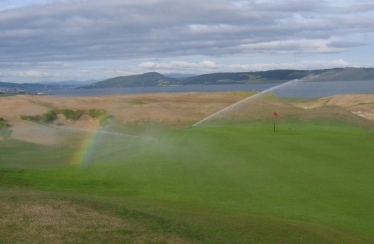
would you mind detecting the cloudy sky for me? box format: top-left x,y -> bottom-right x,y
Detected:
1,0 -> 373,83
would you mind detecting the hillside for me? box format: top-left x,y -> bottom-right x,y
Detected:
87,72 -> 176,88
84,67 -> 374,88
0,81 -> 78,92
307,67 -> 374,81
2,68 -> 374,90
0,82 -> 52,90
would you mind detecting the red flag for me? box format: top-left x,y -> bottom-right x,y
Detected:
273,111 -> 278,116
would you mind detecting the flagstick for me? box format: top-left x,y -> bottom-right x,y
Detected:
273,111 -> 278,132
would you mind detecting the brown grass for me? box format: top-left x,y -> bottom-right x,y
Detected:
0,187 -> 190,244
0,92 -> 252,144
1,92 -> 373,145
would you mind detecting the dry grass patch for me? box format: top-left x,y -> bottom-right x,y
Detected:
0,92 -> 251,130
0,187 -> 190,244
10,123 -> 66,146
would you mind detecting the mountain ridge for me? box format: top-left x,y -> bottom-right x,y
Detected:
83,67 -> 374,88
2,68 -> 374,91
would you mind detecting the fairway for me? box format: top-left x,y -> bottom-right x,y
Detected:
1,92 -> 374,243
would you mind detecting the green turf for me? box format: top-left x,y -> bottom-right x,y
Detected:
1,121 -> 374,243
0,93 -> 16,97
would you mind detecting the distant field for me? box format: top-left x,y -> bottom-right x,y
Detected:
0,93 -> 16,97
1,92 -> 374,243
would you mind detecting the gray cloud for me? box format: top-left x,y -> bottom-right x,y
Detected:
1,0 -> 372,61
0,0 -> 373,82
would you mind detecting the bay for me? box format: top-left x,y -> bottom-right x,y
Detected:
49,80 -> 374,98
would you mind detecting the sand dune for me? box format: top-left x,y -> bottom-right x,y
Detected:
293,94 -> 374,120
1,92 -> 373,145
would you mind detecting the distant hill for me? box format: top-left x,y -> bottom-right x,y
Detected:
0,80 -> 96,92
3,68 -> 373,91
306,68 -> 374,81
176,70 -> 318,85
87,72 -> 176,88
41,80 -> 97,86
163,73 -> 198,78
84,68 -> 374,89
0,82 -> 51,90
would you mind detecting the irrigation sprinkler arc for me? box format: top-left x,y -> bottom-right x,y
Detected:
98,130 -> 160,141
191,79 -> 302,127
56,126 -> 160,141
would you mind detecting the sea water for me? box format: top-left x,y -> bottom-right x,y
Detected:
49,80 -> 374,98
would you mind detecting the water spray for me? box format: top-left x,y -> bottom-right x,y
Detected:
56,126 -> 160,141
192,79 -> 301,127
97,129 -> 160,141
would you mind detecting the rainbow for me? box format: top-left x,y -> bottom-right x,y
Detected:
68,127 -> 158,168
69,129 -> 104,168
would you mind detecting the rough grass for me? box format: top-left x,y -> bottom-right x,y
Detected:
0,187 -> 189,244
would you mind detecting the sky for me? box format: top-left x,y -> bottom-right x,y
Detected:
0,0 -> 374,83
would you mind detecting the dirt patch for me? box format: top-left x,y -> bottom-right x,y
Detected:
351,110 -> 374,120
0,188 -> 189,244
